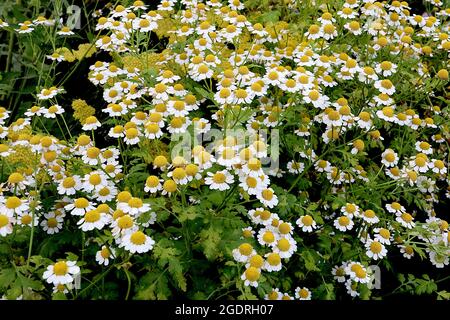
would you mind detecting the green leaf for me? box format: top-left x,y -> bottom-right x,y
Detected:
256,10 -> 281,24
0,268 -> 16,289
52,292 -> 68,300
301,250 -> 320,272
168,257 -> 187,292
178,207 -> 199,222
199,227 -> 222,261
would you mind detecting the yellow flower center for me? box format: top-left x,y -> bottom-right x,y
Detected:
6,197 -> 21,209
130,231 -> 146,245
245,267 -> 260,282
53,261 -> 68,276
128,197 -> 143,208
0,215 -> 10,227
262,231 -> 275,243
163,180 -> 177,192
117,191 -> 131,203
401,213 -> 413,223
8,173 -> 24,184
172,168 -> 186,180
118,215 -> 134,229
267,253 -> 281,266
212,172 -> 226,184
84,210 -> 101,223
47,218 -> 58,228
249,255 -> 264,269
302,215 -> 314,226
86,147 -> 100,159
278,222 -> 291,234
370,241 -> 382,254
101,247 -> 111,259
89,174 -> 102,185
277,238 -> 291,251
21,215 -> 32,225
299,289 -> 309,299
74,198 -> 89,209
239,243 -> 253,256
146,176 -> 160,187
338,216 -> 350,226
261,189 -> 273,201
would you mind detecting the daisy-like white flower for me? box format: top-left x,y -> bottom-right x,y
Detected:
120,197 -> 151,216
371,227 -> 391,245
245,254 -> 265,272
287,161 -> 305,174
241,267 -> 260,287
429,251 -> 449,269
144,175 -> 163,193
296,215 -> 317,232
361,209 -> 380,224
415,141 -> 433,154
241,158 -> 265,178
53,283 -> 73,294
303,89 -> 330,109
0,19 -> 9,28
241,226 -> 255,239
381,149 -> 399,167
409,154 -> 430,173
239,175 -> 265,196
257,228 -> 279,247
57,176 -> 82,195
167,168 -> 189,185
399,245 -> 414,259
0,212 -> 15,236
6,172 -> 30,190
77,209 -> 110,231
273,237 -> 297,259
42,105 -> 64,119
232,243 -> 256,263
385,202 -> 405,214
111,214 -> 138,239
2,196 -> 29,215
40,212 -> 64,234
345,262 -> 370,284
345,279 -> 360,297
332,265 -> 347,283
81,146 -> 102,166
396,212 -> 415,229
416,176 -> 435,193
334,215 -> 354,232
216,147 -> 240,167
82,116 -> 101,131
120,230 -> 155,253
144,122 -> 164,139
264,252 -> 282,272
57,26 -> 74,36
365,239 -> 388,260
95,246 -> 115,266
16,211 -> 39,228
257,188 -> 279,208
295,287 -> 312,300
25,105 -> 44,117
375,61 -> 397,77
341,203 -> 361,218
37,87 -> 61,100
43,261 -> 80,285
430,159 -> 447,175
374,79 -> 396,95
264,289 -> 283,300
205,170 -> 234,191
64,197 -> 95,216
47,52 -> 65,62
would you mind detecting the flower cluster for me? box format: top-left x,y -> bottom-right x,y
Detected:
0,0 -> 449,300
